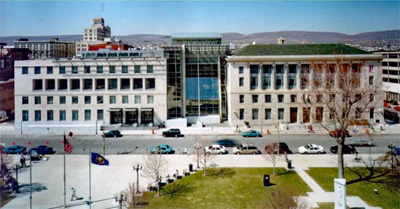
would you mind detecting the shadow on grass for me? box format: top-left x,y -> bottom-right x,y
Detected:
277,169 -> 296,176
208,168 -> 236,178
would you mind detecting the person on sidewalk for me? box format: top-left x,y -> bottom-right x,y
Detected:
70,187 -> 78,201
20,154 -> 26,168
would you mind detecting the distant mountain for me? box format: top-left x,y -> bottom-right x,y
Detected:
0,30 -> 398,47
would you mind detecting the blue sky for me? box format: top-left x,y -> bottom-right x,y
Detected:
0,1 -> 399,37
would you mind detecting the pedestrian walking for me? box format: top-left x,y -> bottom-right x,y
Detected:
20,154 -> 26,168
184,147 -> 188,155
70,187 -> 78,201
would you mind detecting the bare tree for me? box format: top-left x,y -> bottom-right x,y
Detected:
194,138 -> 214,176
263,143 -> 285,176
260,186 -> 309,209
141,153 -> 168,182
302,57 -> 382,178
122,182 -> 137,208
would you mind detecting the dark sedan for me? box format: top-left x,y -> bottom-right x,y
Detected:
330,145 -> 357,154
4,145 -> 26,154
102,130 -> 123,138
29,145 -> 55,155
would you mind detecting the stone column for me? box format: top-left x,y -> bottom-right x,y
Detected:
271,64 -> 276,90
334,64 -> 340,89
296,64 -> 301,90
283,64 -> 288,90
322,65 -> 327,89
259,64 -> 263,90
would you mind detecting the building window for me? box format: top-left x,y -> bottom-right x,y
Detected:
47,110 -> 54,121
60,110 -> 66,121
265,108 -> 271,120
147,95 -> 154,104
278,95 -> 284,103
72,66 -> 78,74
35,96 -> 41,104
97,96 -> 103,104
59,66 -> 65,74
239,66 -> 244,74
109,66 -> 116,74
369,94 -> 374,102
60,96 -> 66,104
262,65 -> 272,89
47,96 -> 53,104
370,108 -> 374,119
58,79 -> 67,90
134,65 -> 140,73
147,65 -> 153,73
121,78 -> 130,89
265,95 -> 271,103
46,79 -> 55,90
369,76 -> 374,85
72,96 -> 78,104
278,108 -> 284,120
133,78 -> 143,90
250,65 -> 259,90
316,107 -> 323,122
239,77 -> 244,86
355,107 -> 362,119
34,67 -> 41,74
84,66 -> 91,74
45,66 -> 52,74
135,95 -> 141,104
109,96 -> 116,104
275,65 -> 284,89
252,95 -> 258,103
108,79 -> 117,90
96,66 -> 103,74
122,96 -> 129,104
239,109 -> 244,120
85,110 -> 91,121
71,79 -> 80,90
146,78 -> 155,89
33,79 -> 43,90
97,109 -> 104,120
35,110 -> 41,121
22,67 -> 28,74
96,79 -> 105,90
239,95 -> 244,103
122,65 -> 128,73
85,96 -> 91,104
72,110 -> 78,121
22,110 -> 29,121
290,95 -> 297,103
252,109 -> 259,120
22,97 -> 29,105
84,79 -> 93,90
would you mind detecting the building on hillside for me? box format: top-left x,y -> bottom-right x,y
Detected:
379,50 -> 400,123
14,38 -> 75,59
163,33 -> 231,126
14,48 -> 166,133
226,44 -> 384,128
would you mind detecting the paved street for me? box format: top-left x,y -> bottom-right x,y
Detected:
0,134 -> 398,155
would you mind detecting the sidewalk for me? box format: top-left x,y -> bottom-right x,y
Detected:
1,121 -> 400,136
3,154 -> 387,209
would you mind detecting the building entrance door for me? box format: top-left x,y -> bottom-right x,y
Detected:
125,109 -> 138,125
140,108 -> 154,125
290,107 -> 298,123
110,109 -> 122,124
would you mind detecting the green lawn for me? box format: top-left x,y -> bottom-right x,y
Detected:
307,168 -> 400,209
144,168 -> 311,209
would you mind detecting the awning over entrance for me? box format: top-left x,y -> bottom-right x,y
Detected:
125,108 -> 138,111
109,108 -> 122,112
141,108 -> 153,112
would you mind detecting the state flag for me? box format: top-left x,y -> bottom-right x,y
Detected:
63,134 -> 73,154
91,152 -> 109,166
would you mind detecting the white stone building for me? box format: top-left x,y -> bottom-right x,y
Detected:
227,44 -> 384,128
14,49 -> 166,133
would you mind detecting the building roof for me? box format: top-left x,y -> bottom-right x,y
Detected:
234,44 -> 371,56
171,32 -> 221,39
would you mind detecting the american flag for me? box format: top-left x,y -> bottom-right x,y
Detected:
63,134 -> 73,154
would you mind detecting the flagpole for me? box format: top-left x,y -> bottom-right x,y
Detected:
89,147 -> 92,209
63,132 -> 66,208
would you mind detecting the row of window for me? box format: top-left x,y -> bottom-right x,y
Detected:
238,93 -> 374,104
22,109 -> 103,122
22,65 -> 154,75
22,95 -> 154,105
32,78 -> 156,91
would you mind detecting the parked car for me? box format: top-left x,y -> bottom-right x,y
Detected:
348,138 -> 374,147
4,145 -> 26,154
264,142 -> 293,154
329,129 -> 351,138
233,143 -> 261,155
330,145 -> 357,154
205,145 -> 228,154
162,129 -> 184,137
102,130 -> 123,138
242,130 -> 262,137
150,144 -> 175,154
216,139 -> 238,147
298,144 -> 325,154
28,145 -> 55,155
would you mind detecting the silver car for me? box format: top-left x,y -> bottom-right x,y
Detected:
233,143 -> 261,155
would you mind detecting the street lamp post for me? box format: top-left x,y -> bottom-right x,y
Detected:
133,164 -> 142,193
102,120 -> 105,156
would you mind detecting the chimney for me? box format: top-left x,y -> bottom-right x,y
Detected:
277,37 -> 286,45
